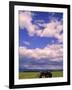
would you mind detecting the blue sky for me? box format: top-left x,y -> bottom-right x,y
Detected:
19,11 -> 63,71
19,29 -> 59,49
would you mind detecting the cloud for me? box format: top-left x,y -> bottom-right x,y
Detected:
23,41 -> 30,46
21,64 -> 62,70
19,44 -> 63,61
34,20 -> 45,24
19,11 -> 63,43
36,20 -> 63,43
19,11 -> 36,36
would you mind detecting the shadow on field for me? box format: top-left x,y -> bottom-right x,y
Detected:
39,71 -> 52,78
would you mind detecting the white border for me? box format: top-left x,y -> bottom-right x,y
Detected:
14,6 -> 67,85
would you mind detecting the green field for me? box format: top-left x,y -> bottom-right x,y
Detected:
19,71 -> 63,79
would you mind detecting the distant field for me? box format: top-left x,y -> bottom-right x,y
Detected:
19,71 -> 63,79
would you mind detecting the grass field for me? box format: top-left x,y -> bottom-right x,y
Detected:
19,71 -> 63,79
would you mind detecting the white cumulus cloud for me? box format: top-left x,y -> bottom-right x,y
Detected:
23,41 -> 30,46
19,11 -> 63,43
19,44 -> 63,61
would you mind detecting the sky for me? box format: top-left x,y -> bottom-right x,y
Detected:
19,10 -> 63,71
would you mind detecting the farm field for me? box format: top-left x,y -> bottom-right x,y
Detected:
19,71 -> 63,79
